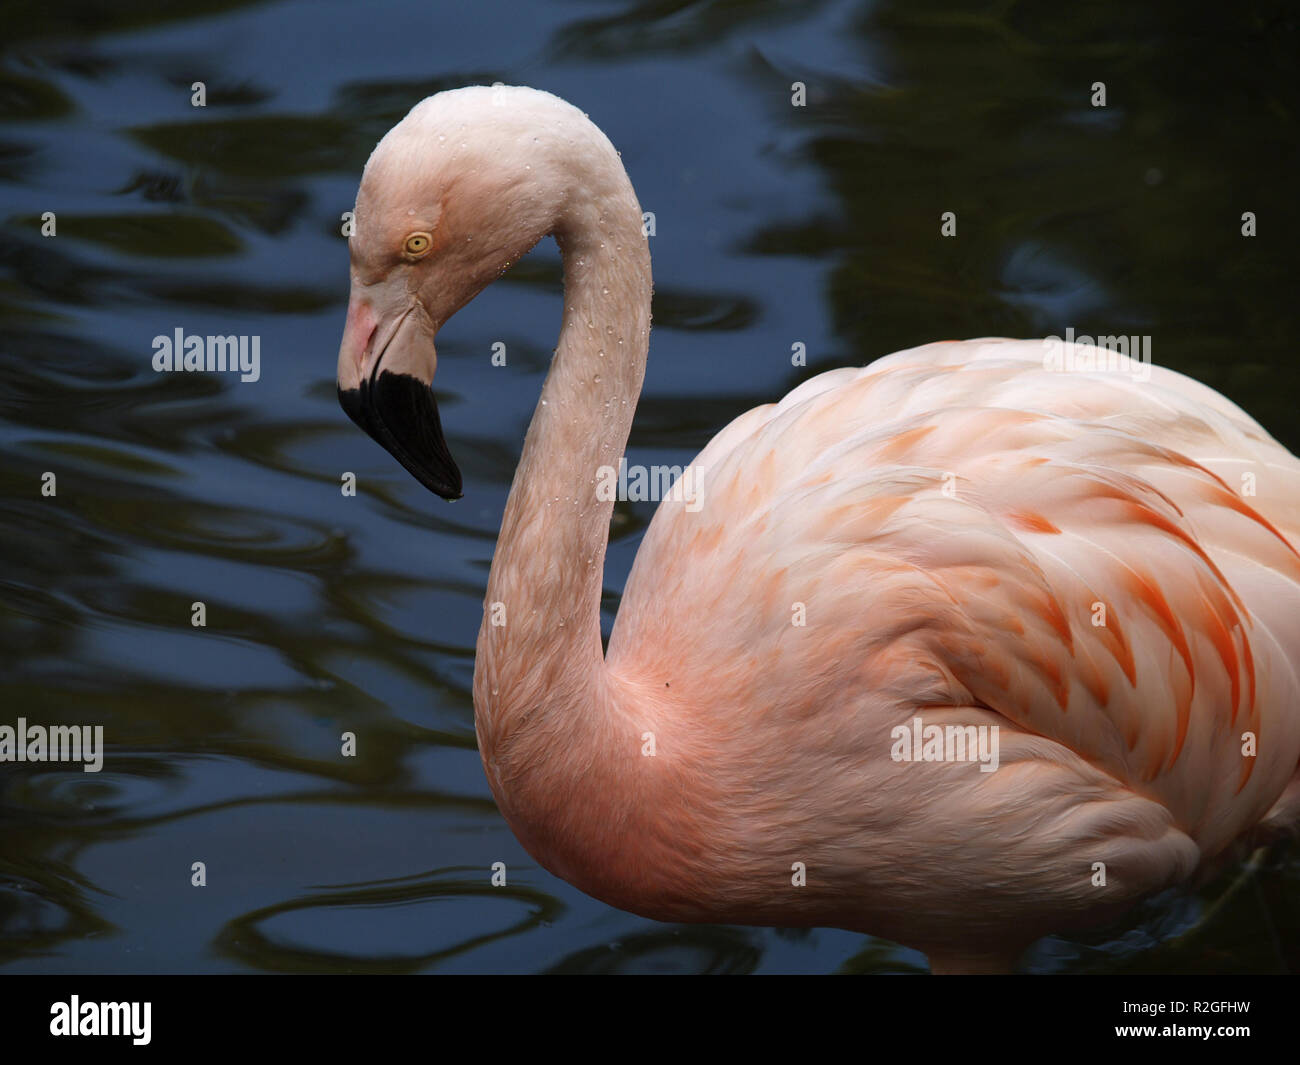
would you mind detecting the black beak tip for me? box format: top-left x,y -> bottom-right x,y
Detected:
338,375 -> 464,502
439,475 -> 464,502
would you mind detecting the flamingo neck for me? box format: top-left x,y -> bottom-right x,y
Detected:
473,156 -> 651,824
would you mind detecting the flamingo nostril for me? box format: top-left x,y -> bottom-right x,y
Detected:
359,324 -> 378,373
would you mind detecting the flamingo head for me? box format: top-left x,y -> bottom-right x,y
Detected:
336,85 -> 573,499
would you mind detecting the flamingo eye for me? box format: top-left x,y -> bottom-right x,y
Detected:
403,232 -> 432,258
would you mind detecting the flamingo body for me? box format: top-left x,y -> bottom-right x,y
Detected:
606,339 -> 1300,960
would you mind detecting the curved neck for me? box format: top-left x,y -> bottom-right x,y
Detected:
473,154 -> 651,803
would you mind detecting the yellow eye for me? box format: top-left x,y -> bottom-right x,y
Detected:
403,232 -> 432,257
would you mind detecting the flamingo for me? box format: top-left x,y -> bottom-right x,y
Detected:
336,85 -> 1300,973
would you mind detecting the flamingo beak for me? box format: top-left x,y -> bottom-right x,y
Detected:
336,293 -> 463,501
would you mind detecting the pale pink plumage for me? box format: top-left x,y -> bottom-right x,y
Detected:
338,86 -> 1300,972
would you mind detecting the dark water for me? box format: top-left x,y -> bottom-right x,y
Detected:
2,0 -> 1297,973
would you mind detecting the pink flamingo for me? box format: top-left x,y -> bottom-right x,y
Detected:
336,85 -> 1300,973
